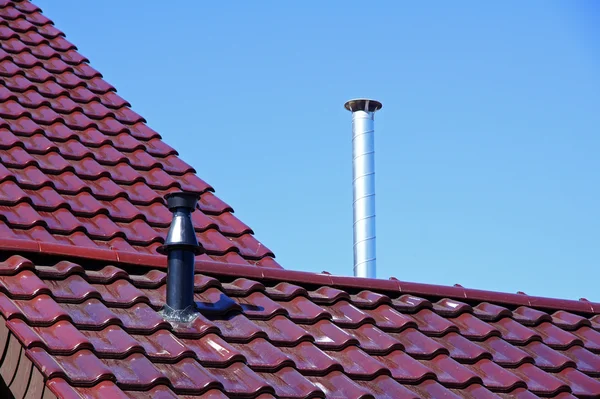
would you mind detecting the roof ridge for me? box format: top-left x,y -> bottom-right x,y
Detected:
1,236 -> 597,315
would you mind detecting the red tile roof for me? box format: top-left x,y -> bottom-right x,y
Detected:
0,0 -> 279,270
0,1 -> 599,398
1,256 -> 600,398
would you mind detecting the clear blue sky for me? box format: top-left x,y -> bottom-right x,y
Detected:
36,1 -> 600,301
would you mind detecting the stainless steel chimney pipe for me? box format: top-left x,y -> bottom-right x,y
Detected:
344,99 -> 382,278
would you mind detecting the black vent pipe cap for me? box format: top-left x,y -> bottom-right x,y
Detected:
165,191 -> 200,211
157,191 -> 203,255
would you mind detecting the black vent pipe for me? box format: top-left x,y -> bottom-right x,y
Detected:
157,192 -> 203,321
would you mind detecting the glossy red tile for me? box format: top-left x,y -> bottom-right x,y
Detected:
278,295 -> 330,322
326,346 -> 387,378
344,323 -> 403,354
433,298 -> 472,316
257,367 -> 321,399
306,371 -> 370,399
124,385 -> 181,399
349,290 -> 389,308
234,291 -> 285,319
46,378 -> 130,399
390,328 -> 448,358
210,312 -> 263,342
209,212 -> 252,236
35,260 -> 84,279
129,269 -> 167,288
93,144 -> 128,165
322,300 -> 374,327
563,345 -> 600,376
0,255 -> 35,275
586,315 -> 600,330
59,299 -> 120,329
0,181 -> 31,205
196,229 -> 237,254
448,384 -> 501,399
43,273 -> 99,302
20,91 -> 51,109
229,234 -> 274,259
144,137 -> 175,156
363,304 -> 417,332
556,367 -> 600,397
92,278 -> 148,307
492,317 -> 541,344
51,171 -> 87,194
420,354 -> 481,387
21,134 -> 58,154
512,363 -> 569,395
552,310 -> 591,330
411,309 -> 460,336
467,359 -> 526,391
194,287 -> 239,315
357,375 -> 421,399
182,333 -> 244,367
253,315 -> 311,345
78,214 -> 123,239
0,293 -> 70,325
513,306 -> 552,326
0,269 -> 50,298
153,359 -> 221,394
82,325 -> 143,357
84,265 -> 128,284
102,353 -> 168,390
375,349 -> 435,382
533,322 -> 582,349
0,129 -> 23,150
126,329 -> 189,362
221,277 -> 264,295
168,311 -> 220,339
231,338 -> 293,371
8,318 -> 92,354
450,312 -> 500,339
197,191 -> 232,214
207,362 -> 272,397
477,336 -> 532,367
266,282 -> 307,300
302,319 -> 357,350
111,303 -> 171,334
523,341 -> 575,371
433,332 -> 490,362
5,116 -> 44,135
26,347 -> 114,385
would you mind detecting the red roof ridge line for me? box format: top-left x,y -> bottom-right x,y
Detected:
2,237 -> 597,315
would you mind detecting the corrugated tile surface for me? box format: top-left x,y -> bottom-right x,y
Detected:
0,255 -> 599,398
0,0 -> 278,268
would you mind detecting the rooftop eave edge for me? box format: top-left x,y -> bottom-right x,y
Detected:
0,238 -> 596,314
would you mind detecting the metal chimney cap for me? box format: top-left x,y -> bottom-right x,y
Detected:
157,191 -> 202,255
344,98 -> 383,113
165,191 -> 200,211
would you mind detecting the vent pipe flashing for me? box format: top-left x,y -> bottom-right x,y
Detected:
344,99 -> 382,279
157,192 -> 203,321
